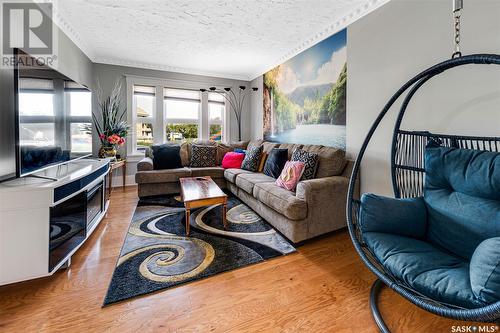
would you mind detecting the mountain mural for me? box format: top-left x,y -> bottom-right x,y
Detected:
287,83 -> 333,107
263,29 -> 347,149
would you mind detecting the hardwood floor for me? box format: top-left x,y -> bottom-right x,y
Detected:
0,186 -> 478,332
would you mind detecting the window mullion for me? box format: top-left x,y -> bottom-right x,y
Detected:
154,85 -> 164,145
201,92 -> 208,140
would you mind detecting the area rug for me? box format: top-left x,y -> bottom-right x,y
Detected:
103,193 -> 296,305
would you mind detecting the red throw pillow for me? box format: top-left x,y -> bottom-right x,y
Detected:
222,152 -> 245,169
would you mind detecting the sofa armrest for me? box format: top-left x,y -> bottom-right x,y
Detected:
296,176 -> 350,233
296,176 -> 348,203
137,157 -> 154,171
359,193 -> 427,239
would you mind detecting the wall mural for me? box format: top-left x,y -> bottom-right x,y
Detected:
263,29 -> 347,149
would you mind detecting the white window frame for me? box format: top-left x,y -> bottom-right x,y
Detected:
208,93 -> 226,142
125,75 -> 232,157
164,88 -> 202,142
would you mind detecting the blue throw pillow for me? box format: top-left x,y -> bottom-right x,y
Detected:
234,148 -> 246,154
360,193 -> 427,239
470,237 -> 500,304
263,148 -> 288,178
152,144 -> 182,170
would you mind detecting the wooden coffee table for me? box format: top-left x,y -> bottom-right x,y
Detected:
179,176 -> 228,236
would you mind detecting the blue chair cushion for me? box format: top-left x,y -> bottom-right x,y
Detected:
359,193 -> 427,239
470,237 -> 500,304
364,232 -> 486,308
424,146 -> 500,259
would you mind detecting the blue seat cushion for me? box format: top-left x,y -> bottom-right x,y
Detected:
424,146 -> 500,259
364,232 -> 486,308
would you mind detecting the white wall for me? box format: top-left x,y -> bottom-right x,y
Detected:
347,0 -> 500,196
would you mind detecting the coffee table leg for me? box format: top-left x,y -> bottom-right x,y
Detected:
222,204 -> 227,229
185,208 -> 190,236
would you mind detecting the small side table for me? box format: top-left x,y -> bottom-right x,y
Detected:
108,159 -> 126,197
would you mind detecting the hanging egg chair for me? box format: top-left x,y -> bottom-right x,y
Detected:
346,1 -> 500,331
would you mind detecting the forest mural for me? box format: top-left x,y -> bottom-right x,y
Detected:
263,29 -> 346,149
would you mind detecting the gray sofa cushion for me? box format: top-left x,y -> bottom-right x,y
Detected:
216,143 -> 233,166
279,143 -> 304,159
224,168 -> 253,183
301,144 -> 346,177
135,167 -> 191,184
180,142 -> 191,166
262,142 -> 280,154
191,167 -> 225,179
253,182 -> 308,220
235,173 -> 275,194
248,139 -> 264,150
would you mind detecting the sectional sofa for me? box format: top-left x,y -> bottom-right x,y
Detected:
135,140 -> 357,243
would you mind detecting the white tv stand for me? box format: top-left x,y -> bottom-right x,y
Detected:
0,158 -> 110,286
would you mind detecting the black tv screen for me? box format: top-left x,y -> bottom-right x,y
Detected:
15,50 -> 92,176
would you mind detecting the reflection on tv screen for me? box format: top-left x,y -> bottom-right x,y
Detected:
17,50 -> 93,175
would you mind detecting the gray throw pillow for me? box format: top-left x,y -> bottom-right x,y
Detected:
241,145 -> 263,172
291,148 -> 319,180
190,144 -> 217,167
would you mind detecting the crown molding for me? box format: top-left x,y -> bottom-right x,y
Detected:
248,0 -> 391,81
93,57 -> 251,81
51,1 -> 97,62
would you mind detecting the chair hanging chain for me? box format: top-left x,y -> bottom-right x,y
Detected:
452,0 -> 463,58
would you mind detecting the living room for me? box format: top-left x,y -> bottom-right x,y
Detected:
0,0 -> 499,332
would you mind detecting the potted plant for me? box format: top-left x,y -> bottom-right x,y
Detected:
92,80 -> 129,159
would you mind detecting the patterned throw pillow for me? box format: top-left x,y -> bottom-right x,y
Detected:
241,145 -> 263,171
190,145 -> 217,167
276,161 -> 305,191
291,148 -> 319,180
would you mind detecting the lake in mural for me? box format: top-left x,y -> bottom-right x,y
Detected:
263,29 -> 347,149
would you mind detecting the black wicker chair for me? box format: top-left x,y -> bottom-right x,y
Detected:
346,54 -> 500,331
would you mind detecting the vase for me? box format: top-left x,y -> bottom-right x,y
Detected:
98,146 -> 117,159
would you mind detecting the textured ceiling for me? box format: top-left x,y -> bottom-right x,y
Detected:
55,0 -> 389,80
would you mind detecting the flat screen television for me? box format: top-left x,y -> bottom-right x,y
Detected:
14,49 -> 93,177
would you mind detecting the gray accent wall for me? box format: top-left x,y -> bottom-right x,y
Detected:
93,63 -> 252,186
249,75 -> 263,140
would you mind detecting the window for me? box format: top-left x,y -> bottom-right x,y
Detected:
64,82 -> 92,154
164,88 -> 200,143
208,92 -> 225,142
133,85 -> 155,149
127,78 -> 229,155
68,91 -> 91,117
19,78 -> 54,116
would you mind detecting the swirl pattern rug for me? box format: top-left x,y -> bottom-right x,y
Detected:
103,194 -> 296,305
